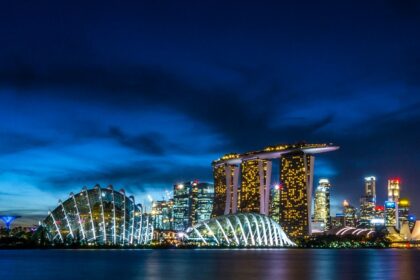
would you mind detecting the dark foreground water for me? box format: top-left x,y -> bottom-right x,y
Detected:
1,249 -> 420,280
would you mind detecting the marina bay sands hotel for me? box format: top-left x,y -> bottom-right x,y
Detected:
211,143 -> 339,239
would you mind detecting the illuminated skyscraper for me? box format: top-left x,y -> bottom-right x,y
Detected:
388,178 -> 400,202
343,200 -> 357,227
398,198 -> 410,228
152,200 -> 173,231
365,176 -> 376,198
192,182 -> 214,224
386,178 -> 400,229
269,184 -> 281,224
280,152 -> 314,238
239,159 -> 272,214
385,201 -> 397,228
172,181 -> 214,231
173,183 -> 192,231
212,156 -> 240,217
313,179 -> 331,231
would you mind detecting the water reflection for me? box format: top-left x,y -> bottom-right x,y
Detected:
0,249 -> 420,280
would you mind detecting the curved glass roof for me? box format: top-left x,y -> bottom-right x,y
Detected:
42,185 -> 153,245
185,213 -> 295,247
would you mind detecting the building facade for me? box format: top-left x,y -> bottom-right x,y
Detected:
173,181 -> 214,231
359,176 -> 376,228
152,199 -> 173,231
385,201 -> 397,227
240,159 -> 271,214
313,179 -> 331,231
279,152 -> 314,238
343,200 -> 357,227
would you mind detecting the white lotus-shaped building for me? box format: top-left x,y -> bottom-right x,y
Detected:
42,185 -> 153,245
184,213 -> 295,247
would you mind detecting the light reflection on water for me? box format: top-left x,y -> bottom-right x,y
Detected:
0,249 -> 419,280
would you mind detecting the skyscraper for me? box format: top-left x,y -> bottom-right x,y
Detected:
280,151 -> 314,238
359,176 -> 376,228
386,178 -> 400,229
173,181 -> 214,231
388,178 -> 400,202
240,159 -> 272,214
173,183 -> 192,231
192,182 -> 214,224
343,200 -> 357,227
313,178 -> 331,231
398,198 -> 410,228
385,201 -> 397,228
152,199 -> 173,231
212,156 -> 240,217
269,184 -> 281,224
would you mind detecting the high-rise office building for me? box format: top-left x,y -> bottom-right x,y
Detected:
398,198 -> 410,228
269,184 -> 281,224
343,200 -> 357,227
280,151 -> 314,238
388,178 -> 400,202
173,181 -> 214,231
313,179 -> 331,231
240,159 -> 272,214
386,178 -> 400,229
192,182 -> 214,224
173,183 -> 193,231
152,199 -> 174,231
359,176 -> 376,228
331,214 -> 345,229
385,201 -> 397,228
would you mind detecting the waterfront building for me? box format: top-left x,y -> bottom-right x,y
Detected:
331,214 -> 345,229
212,155 -> 240,217
388,178 -> 400,202
240,159 -> 272,214
211,143 -> 339,239
343,200 -> 357,227
41,185 -> 153,245
359,176 -> 376,228
173,182 -> 193,231
280,152 -> 314,238
313,179 -> 331,231
269,184 -> 281,224
173,181 -> 214,231
152,199 -> 173,231
386,178 -> 400,229
184,213 -> 295,247
193,182 -> 214,224
398,198 -> 410,228
385,201 -> 397,228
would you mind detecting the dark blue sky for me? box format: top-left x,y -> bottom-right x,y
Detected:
0,1 -> 419,225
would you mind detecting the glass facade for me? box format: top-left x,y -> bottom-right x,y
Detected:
343,200 -> 357,227
173,181 -> 214,231
385,201 -> 397,227
152,199 -> 173,231
185,213 -> 295,247
42,185 -> 153,245
313,179 -> 331,231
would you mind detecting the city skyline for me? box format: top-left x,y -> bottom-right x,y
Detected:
0,1 -> 420,225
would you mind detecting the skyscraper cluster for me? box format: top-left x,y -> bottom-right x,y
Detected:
151,181 -> 214,232
313,176 -> 415,233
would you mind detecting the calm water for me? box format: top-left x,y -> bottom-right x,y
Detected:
0,249 -> 419,280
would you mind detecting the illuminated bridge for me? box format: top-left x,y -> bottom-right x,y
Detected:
185,213 -> 296,247
211,142 -> 339,239
41,185 -> 153,245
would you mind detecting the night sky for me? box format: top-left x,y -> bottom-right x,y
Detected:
0,1 -> 419,225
